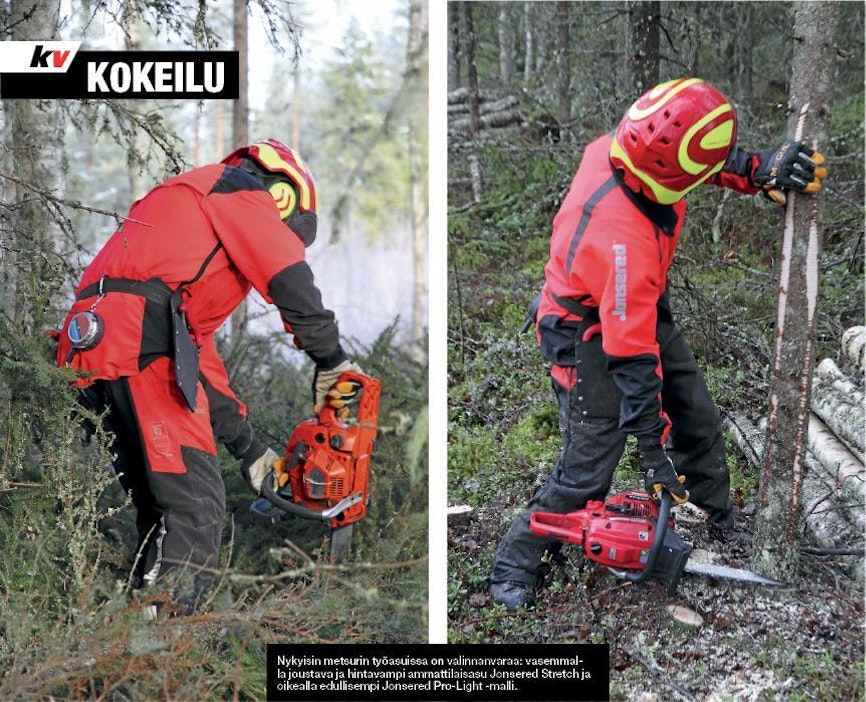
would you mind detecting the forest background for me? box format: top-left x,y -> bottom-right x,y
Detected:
0,0 -> 429,698
446,2 -> 864,700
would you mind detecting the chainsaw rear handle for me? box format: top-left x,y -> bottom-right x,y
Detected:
620,490 -> 672,585
260,471 -> 363,522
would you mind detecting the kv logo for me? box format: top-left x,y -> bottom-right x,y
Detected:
0,41 -> 81,74
30,44 -> 71,69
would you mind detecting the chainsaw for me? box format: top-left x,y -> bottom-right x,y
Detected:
530,490 -> 785,594
250,371 -> 380,560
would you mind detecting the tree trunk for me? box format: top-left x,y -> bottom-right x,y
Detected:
498,4 -> 514,85
460,3 -> 481,135
215,101 -> 225,158
231,0 -> 249,342
125,9 -> 145,200
193,105 -> 201,166
448,2 -> 461,92
555,2 -> 570,141
2,0 -> 62,322
523,2 -> 533,83
737,3 -> 755,103
1,0 -> 64,488
626,1 -> 660,95
685,3 -> 701,76
406,0 -> 428,361
292,59 -> 302,151
752,1 -> 840,579
535,4 -> 549,76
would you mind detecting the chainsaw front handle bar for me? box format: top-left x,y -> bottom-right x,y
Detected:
260,472 -> 364,522
618,491 -> 672,585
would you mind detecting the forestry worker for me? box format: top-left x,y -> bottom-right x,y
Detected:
490,78 -> 828,611
57,139 -> 361,614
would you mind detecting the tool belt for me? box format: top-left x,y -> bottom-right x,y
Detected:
75,276 -> 200,411
73,244 -> 223,412
76,277 -> 173,306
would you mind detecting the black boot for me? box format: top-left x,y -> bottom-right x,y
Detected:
490,581 -> 537,611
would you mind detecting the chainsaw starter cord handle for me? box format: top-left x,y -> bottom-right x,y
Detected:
622,491 -> 672,585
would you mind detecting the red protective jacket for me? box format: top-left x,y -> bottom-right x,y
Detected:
58,164 -> 344,442
538,133 -> 758,447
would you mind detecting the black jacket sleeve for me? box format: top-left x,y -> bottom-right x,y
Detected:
267,261 -> 346,369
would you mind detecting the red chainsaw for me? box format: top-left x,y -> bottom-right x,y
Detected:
530,490 -> 785,592
251,371 -> 380,560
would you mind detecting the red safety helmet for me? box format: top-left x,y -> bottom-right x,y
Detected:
610,78 -> 737,204
222,138 -> 319,246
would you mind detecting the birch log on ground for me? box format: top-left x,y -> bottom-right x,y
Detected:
727,413 -> 865,558
811,357 -> 865,460
450,109 -> 524,133
447,94 -> 519,116
447,87 -> 502,104
805,414 -> 866,542
841,326 -> 865,368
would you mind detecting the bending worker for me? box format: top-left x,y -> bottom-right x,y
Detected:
490,78 -> 827,611
57,139 -> 360,613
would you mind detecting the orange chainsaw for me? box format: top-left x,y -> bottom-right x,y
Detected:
250,371 -> 380,559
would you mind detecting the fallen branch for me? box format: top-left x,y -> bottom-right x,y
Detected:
801,547 -> 866,556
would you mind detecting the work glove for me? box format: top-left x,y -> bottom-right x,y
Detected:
240,446 -> 280,495
313,359 -> 363,415
641,447 -> 689,505
325,378 -> 364,419
752,140 -> 828,206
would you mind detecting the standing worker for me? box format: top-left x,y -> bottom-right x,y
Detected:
57,139 -> 361,613
490,78 -> 827,611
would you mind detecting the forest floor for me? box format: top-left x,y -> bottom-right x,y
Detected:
447,489 -> 864,701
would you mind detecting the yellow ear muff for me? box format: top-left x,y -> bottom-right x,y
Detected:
269,181 -> 297,220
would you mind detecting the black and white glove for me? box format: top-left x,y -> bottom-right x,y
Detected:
642,447 -> 689,505
240,446 -> 280,495
752,140 -> 828,206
